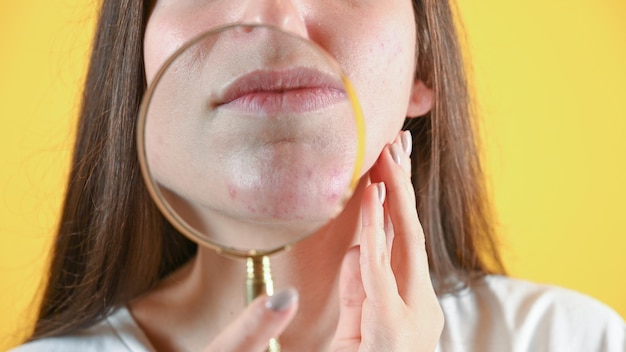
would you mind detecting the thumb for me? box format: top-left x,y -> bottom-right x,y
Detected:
204,288 -> 299,352
331,246 -> 365,349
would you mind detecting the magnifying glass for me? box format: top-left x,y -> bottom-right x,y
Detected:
137,23 -> 364,350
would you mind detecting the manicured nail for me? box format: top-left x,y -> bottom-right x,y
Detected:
401,130 -> 412,155
266,287 -> 298,311
390,143 -> 402,165
377,182 -> 386,204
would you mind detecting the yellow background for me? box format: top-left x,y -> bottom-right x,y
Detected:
1,0 -> 624,349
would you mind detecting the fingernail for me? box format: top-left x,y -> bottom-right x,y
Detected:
377,182 -> 386,204
266,287 -> 298,312
390,143 -> 402,165
401,130 -> 412,155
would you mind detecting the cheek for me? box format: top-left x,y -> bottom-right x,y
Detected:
336,23 -> 416,172
144,14 -> 191,85
143,2 -> 240,84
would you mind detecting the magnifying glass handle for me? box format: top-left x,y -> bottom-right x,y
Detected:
246,256 -> 274,300
246,256 -> 280,351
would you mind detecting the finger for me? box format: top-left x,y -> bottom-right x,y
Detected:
331,246 -> 365,349
390,130 -> 413,176
384,210 -> 395,257
204,288 -> 299,352
359,182 -> 400,306
371,133 -> 431,307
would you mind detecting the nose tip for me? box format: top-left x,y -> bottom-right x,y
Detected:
240,0 -> 309,39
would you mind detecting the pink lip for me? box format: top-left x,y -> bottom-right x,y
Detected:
214,68 -> 346,114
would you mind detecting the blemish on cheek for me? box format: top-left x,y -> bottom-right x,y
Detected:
228,186 -> 237,200
325,192 -> 341,205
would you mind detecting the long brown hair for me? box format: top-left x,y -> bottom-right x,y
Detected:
410,0 -> 504,290
29,0 -> 504,340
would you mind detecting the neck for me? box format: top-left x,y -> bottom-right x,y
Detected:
130,185 -> 364,351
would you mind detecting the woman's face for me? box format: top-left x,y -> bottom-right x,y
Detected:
142,0 -> 424,243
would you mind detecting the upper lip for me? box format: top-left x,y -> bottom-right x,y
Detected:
214,67 -> 345,107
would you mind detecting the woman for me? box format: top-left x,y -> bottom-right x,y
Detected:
14,0 -> 625,351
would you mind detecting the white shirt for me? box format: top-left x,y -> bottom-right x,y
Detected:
12,276 -> 626,351
437,276 -> 625,351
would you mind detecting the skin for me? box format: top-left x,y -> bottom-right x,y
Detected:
132,0 -> 442,350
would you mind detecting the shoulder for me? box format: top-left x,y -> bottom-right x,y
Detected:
9,307 -> 153,352
438,275 -> 626,352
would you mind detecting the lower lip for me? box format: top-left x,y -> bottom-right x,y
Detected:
219,87 -> 346,115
